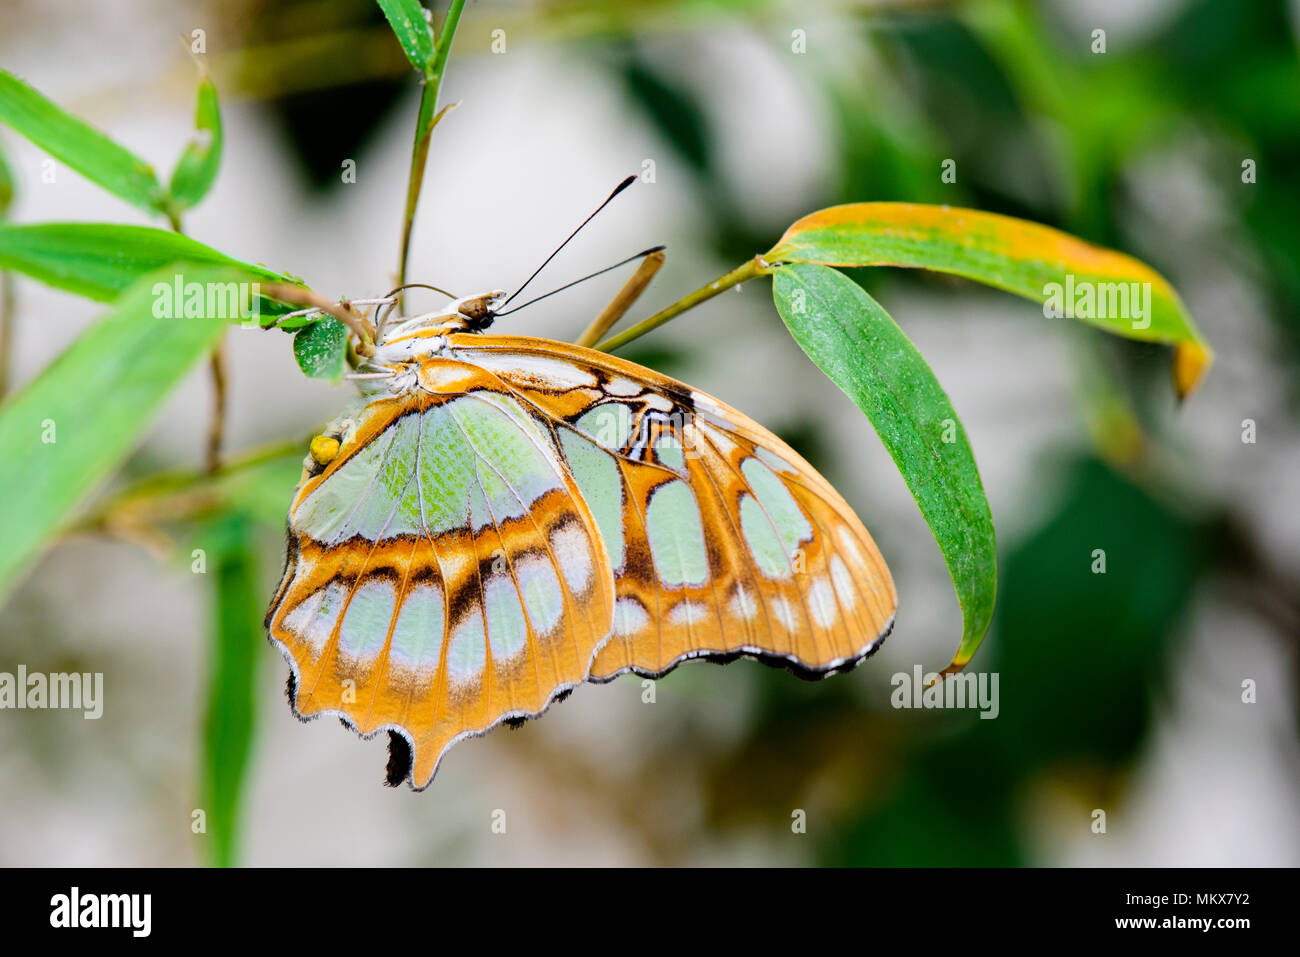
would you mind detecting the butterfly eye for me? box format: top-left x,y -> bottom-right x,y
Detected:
309,435 -> 341,467
457,298 -> 490,321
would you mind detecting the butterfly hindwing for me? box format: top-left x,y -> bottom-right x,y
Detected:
450,335 -> 898,681
266,381 -> 615,788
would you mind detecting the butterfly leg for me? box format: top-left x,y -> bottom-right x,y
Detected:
574,248 -> 666,348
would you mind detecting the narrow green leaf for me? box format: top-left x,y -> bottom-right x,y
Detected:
771,262 -> 996,674
200,512 -> 262,868
0,222 -> 294,308
0,69 -> 167,215
767,203 -> 1212,398
168,72 -> 223,211
376,0 -> 435,74
292,317 -> 349,381
0,266 -> 255,601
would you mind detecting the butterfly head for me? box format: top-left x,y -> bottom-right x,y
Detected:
377,290 -> 506,346
351,290 -> 506,396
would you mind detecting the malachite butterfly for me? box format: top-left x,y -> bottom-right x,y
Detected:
265,290 -> 898,788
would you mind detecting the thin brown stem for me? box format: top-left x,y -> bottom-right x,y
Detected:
261,283 -> 376,356
205,340 -> 228,473
575,248 -> 665,348
166,210 -> 227,473
594,256 -> 771,353
70,438 -> 307,541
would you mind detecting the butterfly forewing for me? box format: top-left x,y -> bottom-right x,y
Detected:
266,380 -> 615,788
451,334 -> 898,682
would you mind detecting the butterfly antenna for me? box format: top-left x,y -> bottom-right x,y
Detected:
376,281 -> 458,337
496,174 -> 638,313
492,246 -> 665,318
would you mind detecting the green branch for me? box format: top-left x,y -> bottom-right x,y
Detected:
595,256 -> 769,352
395,0 -> 467,291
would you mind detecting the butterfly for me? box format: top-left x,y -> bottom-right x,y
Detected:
264,284 -> 897,788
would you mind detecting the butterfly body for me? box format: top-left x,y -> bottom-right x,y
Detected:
267,292 -> 897,787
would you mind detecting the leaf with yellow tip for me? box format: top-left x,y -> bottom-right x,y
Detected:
766,203 -> 1212,398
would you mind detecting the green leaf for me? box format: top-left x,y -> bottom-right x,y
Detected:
376,0 -> 435,74
168,72 -> 223,211
767,203 -> 1212,398
200,511 -> 263,868
292,317 -> 348,381
771,262 -> 996,674
0,266 -> 255,601
0,222 -> 295,309
0,69 -> 168,215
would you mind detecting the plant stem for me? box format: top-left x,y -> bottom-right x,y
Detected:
594,256 -> 771,352
205,341 -> 229,473
166,209 -> 229,474
575,248 -> 665,348
395,0 -> 467,293
262,282 -> 376,355
396,85 -> 438,292
429,0 -> 469,93
70,438 -> 306,538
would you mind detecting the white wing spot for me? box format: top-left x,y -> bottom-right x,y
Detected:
288,582 -> 348,652
612,597 -> 648,637
473,353 -> 599,391
447,608 -> 487,683
808,576 -> 837,628
549,522 -> 593,593
338,579 -> 397,661
729,587 -> 759,621
283,587 -> 325,637
697,421 -> 737,455
516,555 -> 564,637
772,598 -> 798,632
837,526 -> 866,568
830,556 -> 856,611
690,391 -> 727,417
668,600 -> 708,627
604,376 -> 642,397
